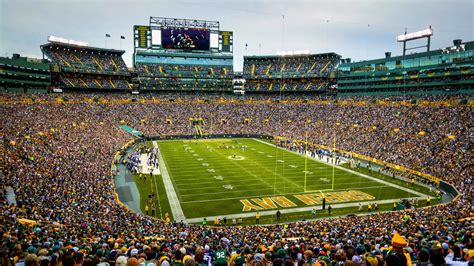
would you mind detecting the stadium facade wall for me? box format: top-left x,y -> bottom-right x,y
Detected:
0,56 -> 51,93
337,41 -> 474,96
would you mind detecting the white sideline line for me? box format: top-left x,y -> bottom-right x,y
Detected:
151,142 -> 163,219
158,138 -> 427,223
252,138 -> 426,198
154,141 -> 186,222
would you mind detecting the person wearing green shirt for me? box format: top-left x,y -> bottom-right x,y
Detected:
173,249 -> 184,266
233,250 -> 246,266
214,246 -> 228,266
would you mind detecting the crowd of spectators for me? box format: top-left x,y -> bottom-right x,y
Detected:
137,64 -> 233,78
42,45 -> 128,74
59,74 -> 130,90
41,44 -> 132,91
136,64 -> 233,91
243,55 -> 339,78
244,79 -> 330,91
1,92 -> 472,266
139,77 -> 232,91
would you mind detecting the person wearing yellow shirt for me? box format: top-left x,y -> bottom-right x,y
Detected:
256,212 -> 261,224
228,249 -> 240,266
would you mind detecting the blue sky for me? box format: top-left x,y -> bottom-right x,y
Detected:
1,0 -> 472,70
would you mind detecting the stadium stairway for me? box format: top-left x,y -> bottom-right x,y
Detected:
2,171 -> 17,206
319,60 -> 331,75
5,186 -> 17,206
194,125 -> 204,137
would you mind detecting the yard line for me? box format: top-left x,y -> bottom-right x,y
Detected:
157,138 -> 425,222
166,167 -> 352,176
179,181 -> 387,196
252,138 -> 426,197
175,148 -> 313,192
180,180 -> 389,195
181,185 -> 391,203
212,145 -> 286,195
165,164 -> 342,174
174,175 -> 379,187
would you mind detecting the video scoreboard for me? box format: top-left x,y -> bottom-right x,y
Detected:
133,17 -> 233,53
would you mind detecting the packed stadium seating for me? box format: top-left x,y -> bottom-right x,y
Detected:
243,53 -> 340,92
134,50 -> 234,91
137,63 -> 233,91
59,73 -> 130,90
41,42 -> 132,91
1,93 -> 472,266
136,65 -> 233,91
137,64 -> 233,79
244,54 -> 340,78
244,79 -> 329,91
42,43 -> 128,73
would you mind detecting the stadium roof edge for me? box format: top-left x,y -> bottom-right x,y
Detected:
244,52 -> 341,60
0,56 -> 50,70
40,42 -> 126,55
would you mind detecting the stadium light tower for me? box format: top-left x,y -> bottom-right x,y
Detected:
397,26 -> 433,56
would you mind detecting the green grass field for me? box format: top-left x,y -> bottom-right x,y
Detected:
133,173 -> 173,220
140,138 -> 429,221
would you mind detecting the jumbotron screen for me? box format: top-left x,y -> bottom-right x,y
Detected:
161,28 -> 210,51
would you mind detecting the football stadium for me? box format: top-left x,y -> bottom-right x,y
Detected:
1,1 -> 473,266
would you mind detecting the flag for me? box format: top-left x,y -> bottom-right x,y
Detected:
120,36 -> 125,39
105,34 -> 111,37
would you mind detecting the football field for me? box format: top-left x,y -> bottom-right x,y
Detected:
152,138 -> 426,221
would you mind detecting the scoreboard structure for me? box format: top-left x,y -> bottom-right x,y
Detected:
133,17 -> 233,54
133,17 -> 234,92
